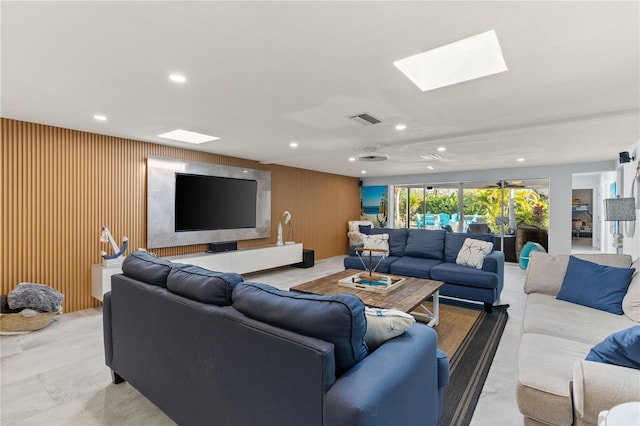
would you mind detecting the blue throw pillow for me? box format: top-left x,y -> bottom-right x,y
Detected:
404,229 -> 446,260
556,256 -> 635,315
232,282 -> 368,376
585,325 -> 640,369
359,224 -> 372,235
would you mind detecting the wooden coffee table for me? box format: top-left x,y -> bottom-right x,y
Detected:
290,269 -> 444,326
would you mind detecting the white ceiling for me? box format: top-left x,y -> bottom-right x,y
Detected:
2,1 -> 639,178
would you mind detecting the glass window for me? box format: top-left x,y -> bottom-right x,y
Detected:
392,179 -> 549,235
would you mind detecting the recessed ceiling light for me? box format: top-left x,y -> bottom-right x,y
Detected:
437,147 -> 446,152
289,142 -> 299,148
361,170 -> 367,174
426,166 -> 434,170
94,114 -> 107,121
517,158 -> 525,162
157,129 -> 219,144
395,124 -> 407,131
169,74 -> 187,83
393,29 -> 508,92
348,157 -> 356,162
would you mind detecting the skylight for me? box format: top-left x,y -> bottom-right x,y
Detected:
393,30 -> 508,92
157,129 -> 219,144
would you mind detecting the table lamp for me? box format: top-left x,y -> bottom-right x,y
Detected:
603,196 -> 636,254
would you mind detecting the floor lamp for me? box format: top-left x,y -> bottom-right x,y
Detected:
603,196 -> 636,254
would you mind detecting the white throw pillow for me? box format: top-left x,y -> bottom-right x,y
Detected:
364,307 -> 415,350
360,234 -> 389,256
456,238 -> 494,269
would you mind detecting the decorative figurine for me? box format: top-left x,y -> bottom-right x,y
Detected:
276,222 -> 283,246
100,226 -> 128,266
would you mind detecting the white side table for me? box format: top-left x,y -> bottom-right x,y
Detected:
598,402 -> 640,426
91,264 -> 122,301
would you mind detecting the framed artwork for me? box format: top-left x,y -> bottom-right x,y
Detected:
361,185 -> 388,227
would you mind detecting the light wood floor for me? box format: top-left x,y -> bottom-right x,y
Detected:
1,257 -> 528,425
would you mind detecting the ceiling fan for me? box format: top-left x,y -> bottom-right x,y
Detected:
483,180 -> 525,189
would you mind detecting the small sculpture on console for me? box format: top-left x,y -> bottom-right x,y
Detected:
100,226 -> 128,267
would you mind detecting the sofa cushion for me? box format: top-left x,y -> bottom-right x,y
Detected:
456,238 -> 494,269
364,307 -> 415,351
389,257 -> 442,279
360,233 -> 389,256
556,256 -> 635,315
371,228 -> 408,257
523,294 -> 637,345
231,282 -> 368,376
518,333 -> 593,425
430,262 -> 499,289
585,325 -> 640,369
444,232 -> 494,263
404,229 -> 446,260
622,259 -> 640,322
167,265 -> 244,306
121,250 -> 175,287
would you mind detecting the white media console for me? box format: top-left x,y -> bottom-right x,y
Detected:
91,243 -> 303,301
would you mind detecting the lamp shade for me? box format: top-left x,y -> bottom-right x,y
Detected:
604,197 -> 636,221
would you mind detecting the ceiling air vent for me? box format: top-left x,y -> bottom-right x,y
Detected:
348,113 -> 382,125
420,153 -> 442,160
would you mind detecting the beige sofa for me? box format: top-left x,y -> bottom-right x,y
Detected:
517,252 -> 640,426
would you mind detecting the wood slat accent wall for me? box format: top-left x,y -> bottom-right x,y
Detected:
1,118 -> 360,313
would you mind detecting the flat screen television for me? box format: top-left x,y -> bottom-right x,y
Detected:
175,173 -> 257,231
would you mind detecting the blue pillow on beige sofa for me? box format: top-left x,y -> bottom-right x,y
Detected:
556,256 -> 635,314
586,325 -> 640,369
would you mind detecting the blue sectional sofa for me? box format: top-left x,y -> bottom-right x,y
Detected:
104,250 -> 449,426
344,228 -> 505,312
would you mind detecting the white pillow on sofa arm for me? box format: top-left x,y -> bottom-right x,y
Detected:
622,260 -> 640,322
364,307 -> 415,351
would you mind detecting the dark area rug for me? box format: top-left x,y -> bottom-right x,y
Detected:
438,303 -> 509,426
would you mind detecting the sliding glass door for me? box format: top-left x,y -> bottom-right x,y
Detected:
392,179 -> 549,260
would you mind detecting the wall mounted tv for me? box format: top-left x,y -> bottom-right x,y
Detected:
146,156 -> 271,249
175,173 -> 257,231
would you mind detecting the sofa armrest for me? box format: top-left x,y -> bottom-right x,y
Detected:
483,250 -> 505,295
348,243 -> 364,256
572,360 -> 640,425
323,324 -> 446,426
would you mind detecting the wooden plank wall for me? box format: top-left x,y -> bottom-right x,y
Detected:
1,118 -> 360,312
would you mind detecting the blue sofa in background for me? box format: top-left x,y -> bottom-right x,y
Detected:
344,228 -> 505,312
104,250 -> 449,426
